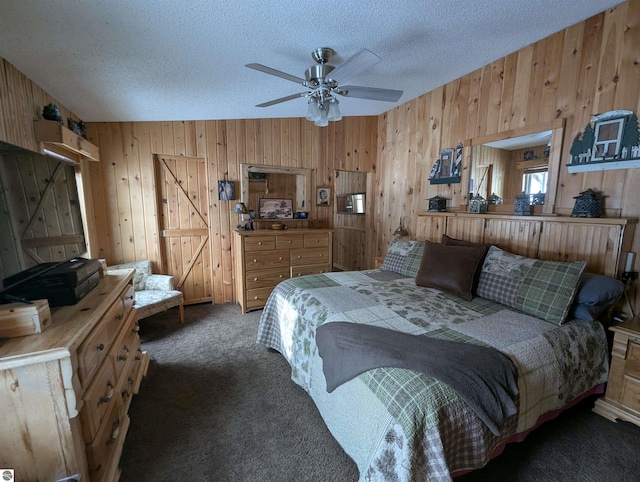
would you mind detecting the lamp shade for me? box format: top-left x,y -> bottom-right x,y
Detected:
234,202 -> 248,214
306,100 -> 322,122
327,99 -> 342,121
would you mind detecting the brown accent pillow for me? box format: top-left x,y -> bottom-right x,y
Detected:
442,234 -> 492,293
415,241 -> 488,301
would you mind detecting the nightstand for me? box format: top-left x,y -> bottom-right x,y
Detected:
593,317 -> 640,427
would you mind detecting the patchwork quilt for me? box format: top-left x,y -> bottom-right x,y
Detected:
256,270 -> 609,481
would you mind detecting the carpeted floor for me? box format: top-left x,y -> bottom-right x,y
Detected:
119,303 -> 640,482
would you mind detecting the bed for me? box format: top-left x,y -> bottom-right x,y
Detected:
256,236 -> 624,481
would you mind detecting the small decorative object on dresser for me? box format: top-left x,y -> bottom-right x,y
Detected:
513,192 -> 532,216
571,188 -> 602,218
427,195 -> 447,212
487,192 -> 503,205
593,318 -> 640,428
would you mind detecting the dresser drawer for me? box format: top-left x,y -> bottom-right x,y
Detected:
276,234 -> 304,249
245,266 -> 290,289
245,235 -> 276,251
621,374 -> 640,413
77,299 -> 123,386
80,356 -> 118,443
291,246 -> 329,266
304,233 -> 329,248
245,249 -> 289,271
111,309 -> 139,384
122,283 -> 136,317
246,287 -> 276,310
87,400 -> 128,482
292,264 -> 331,277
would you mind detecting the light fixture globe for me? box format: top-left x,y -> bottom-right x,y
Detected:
327,98 -> 342,121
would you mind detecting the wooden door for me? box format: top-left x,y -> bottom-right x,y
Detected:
154,155 -> 211,304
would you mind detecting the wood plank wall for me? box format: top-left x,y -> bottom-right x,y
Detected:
85,119 -> 377,304
376,0 -> 640,313
2,1 -> 640,313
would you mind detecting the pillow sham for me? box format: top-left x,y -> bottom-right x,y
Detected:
568,272 -> 625,321
415,241 -> 488,301
477,246 -> 586,325
380,239 -> 426,278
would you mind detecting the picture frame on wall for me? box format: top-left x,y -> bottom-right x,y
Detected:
429,147 -> 462,185
218,180 -> 235,200
258,198 -> 293,219
316,186 -> 331,206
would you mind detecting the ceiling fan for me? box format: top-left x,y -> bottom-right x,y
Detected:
245,47 -> 403,126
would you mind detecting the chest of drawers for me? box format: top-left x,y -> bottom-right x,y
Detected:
593,318 -> 640,427
0,270 -> 148,482
234,229 -> 332,313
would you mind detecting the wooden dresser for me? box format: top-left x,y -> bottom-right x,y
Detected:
593,318 -> 640,427
0,270 -> 149,482
234,229 -> 333,313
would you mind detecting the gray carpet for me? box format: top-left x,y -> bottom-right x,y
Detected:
120,303 -> 640,482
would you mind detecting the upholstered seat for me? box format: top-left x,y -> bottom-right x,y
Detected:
107,260 -> 184,323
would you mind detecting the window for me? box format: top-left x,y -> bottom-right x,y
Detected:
592,118 -> 624,161
522,168 -> 547,204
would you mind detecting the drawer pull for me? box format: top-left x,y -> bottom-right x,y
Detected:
132,324 -> 140,333
279,274 -> 283,278
97,343 -> 105,351
288,240 -> 292,244
253,259 -> 257,263
118,354 -> 128,362
279,257 -> 283,261
258,241 -> 263,245
106,420 -> 121,445
121,389 -> 130,399
254,277 -> 258,281
320,254 -> 323,257
297,255 -> 301,259
254,296 -> 259,300
99,382 -> 115,405
116,314 -> 123,321
128,295 -> 134,300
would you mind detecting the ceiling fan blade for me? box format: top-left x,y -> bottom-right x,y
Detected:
245,63 -> 306,84
328,49 -> 381,83
339,85 -> 403,102
256,92 -> 307,108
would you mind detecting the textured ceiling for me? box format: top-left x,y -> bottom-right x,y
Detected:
0,0 -> 625,122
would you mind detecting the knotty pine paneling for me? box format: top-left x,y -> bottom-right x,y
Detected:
376,0 -> 640,315
87,119 -> 377,305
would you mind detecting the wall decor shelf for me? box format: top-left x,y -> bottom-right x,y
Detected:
567,158 -> 640,173
33,119 -> 100,162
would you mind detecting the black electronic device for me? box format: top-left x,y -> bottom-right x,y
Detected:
1,258 -> 101,307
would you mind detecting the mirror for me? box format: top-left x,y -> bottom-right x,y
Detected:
336,193 -> 366,214
468,120 -> 565,214
0,140 -> 88,283
240,164 -> 312,217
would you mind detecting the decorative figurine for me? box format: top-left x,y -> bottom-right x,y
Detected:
468,194 -> 488,214
42,103 -> 63,124
427,195 -> 447,212
571,188 -> 602,218
513,192 -> 532,216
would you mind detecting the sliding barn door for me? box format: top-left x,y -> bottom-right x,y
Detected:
154,155 -> 211,304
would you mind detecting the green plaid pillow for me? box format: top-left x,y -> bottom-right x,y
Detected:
380,239 -> 425,278
477,246 -> 586,325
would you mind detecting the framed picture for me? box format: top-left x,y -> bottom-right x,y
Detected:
258,198 -> 293,219
218,180 -> 235,200
429,147 -> 461,185
316,186 -> 331,206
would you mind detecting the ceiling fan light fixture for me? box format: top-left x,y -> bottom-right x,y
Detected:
306,99 -> 322,122
314,106 -> 329,127
327,98 -> 342,121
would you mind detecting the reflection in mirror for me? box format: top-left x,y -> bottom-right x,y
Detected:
471,130 -> 552,209
337,193 -> 366,214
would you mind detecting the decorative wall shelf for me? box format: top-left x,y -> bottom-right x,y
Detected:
567,158 -> 640,173
33,120 -> 100,162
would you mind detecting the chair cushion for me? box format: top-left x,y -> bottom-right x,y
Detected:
108,260 -> 152,290
135,289 -> 183,319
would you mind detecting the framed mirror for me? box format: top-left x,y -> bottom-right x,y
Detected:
240,164 -> 312,217
336,193 -> 366,214
468,119 -> 565,215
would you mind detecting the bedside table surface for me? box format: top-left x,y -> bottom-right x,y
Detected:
609,317 -> 640,337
